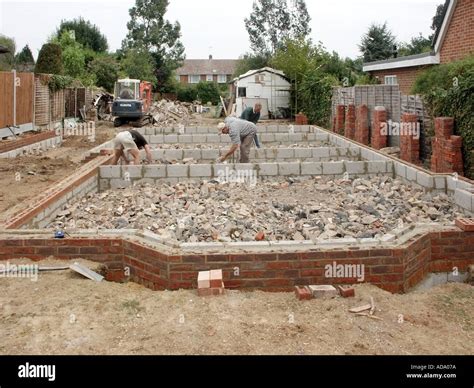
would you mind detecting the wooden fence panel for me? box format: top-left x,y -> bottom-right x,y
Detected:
16,72 -> 34,125
34,76 -> 50,126
0,72 -> 14,128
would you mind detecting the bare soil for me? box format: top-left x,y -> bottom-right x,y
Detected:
0,124 -> 116,220
0,258 -> 472,355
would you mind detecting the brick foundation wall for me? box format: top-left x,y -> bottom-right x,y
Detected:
0,131 -> 56,153
334,105 -> 345,134
1,229 -> 472,294
440,0 -> 474,64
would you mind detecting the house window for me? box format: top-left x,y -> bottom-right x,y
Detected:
218,74 -> 227,84
175,74 -> 181,82
238,87 -> 247,97
188,75 -> 200,84
206,74 -> 214,82
384,75 -> 398,85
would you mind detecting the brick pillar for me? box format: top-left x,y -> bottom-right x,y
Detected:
400,113 -> 420,165
355,105 -> 369,145
344,104 -> 356,140
371,106 -> 388,150
335,105 -> 345,134
431,117 -> 464,175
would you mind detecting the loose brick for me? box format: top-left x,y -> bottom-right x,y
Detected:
295,286 -> 313,301
210,269 -> 223,288
198,271 -> 210,289
309,285 -> 338,299
338,286 -> 355,298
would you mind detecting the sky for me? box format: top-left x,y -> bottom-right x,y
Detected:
0,0 -> 441,60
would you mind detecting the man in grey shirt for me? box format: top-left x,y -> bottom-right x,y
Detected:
217,117 -> 257,163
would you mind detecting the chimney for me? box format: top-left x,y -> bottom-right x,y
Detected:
209,54 -> 213,60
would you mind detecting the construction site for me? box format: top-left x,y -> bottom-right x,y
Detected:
0,0 -> 473,364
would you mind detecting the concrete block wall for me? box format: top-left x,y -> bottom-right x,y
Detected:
24,175 -> 98,228
143,147 -> 361,163
0,136 -> 62,159
98,160 -> 395,190
140,125 -> 314,136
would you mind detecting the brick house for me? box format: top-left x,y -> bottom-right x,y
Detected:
363,0 -> 474,94
176,55 -> 238,85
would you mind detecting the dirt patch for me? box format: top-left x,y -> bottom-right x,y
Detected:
0,258 -> 472,355
0,123 -> 116,220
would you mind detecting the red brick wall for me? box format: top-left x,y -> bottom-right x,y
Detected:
440,0 -> 474,64
1,229 -> 473,294
0,131 -> 56,153
369,66 -> 429,94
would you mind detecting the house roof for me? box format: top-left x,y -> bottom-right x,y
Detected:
232,67 -> 289,82
363,0 -> 456,72
176,59 -> 238,76
0,45 -> 10,54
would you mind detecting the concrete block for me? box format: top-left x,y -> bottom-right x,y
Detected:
394,162 -> 406,179
259,163 -> 278,176
289,133 -> 304,142
313,148 -> 330,159
301,162 -> 323,176
206,135 -> 220,144
279,162 -> 300,176
202,149 -> 219,160
322,162 -> 344,175
309,285 -> 338,299
190,164 -> 212,177
110,179 -> 132,190
192,135 -> 207,144
265,148 -> 278,159
454,189 -> 473,211
150,135 -> 164,144
261,134 -> 275,142
416,171 -> 435,189
345,161 -> 366,175
294,149 -> 313,159
164,150 -> 183,161
180,135 -> 194,144
276,149 -> 294,160
434,177 -> 446,190
142,166 -> 165,179
122,165 -> 143,179
183,149 -> 202,160
367,161 -> 387,174
253,149 -> 266,159
406,167 -> 418,182
100,166 -> 121,179
164,134 -> 178,143
99,179 -> 110,191
167,165 -> 189,178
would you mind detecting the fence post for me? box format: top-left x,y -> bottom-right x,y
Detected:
11,69 -> 16,128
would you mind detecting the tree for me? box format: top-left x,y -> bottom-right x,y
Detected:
431,1 -> 448,38
233,53 -> 271,77
89,55 -> 120,92
245,0 -> 311,56
15,45 -> 35,71
57,17 -> 108,52
57,31 -> 85,78
359,23 -> 397,62
0,34 -> 15,71
35,43 -> 63,74
121,48 -> 157,85
398,33 -> 432,56
122,0 -> 185,92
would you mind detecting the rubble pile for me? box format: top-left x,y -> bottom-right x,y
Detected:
51,176 -> 470,243
150,100 -> 194,126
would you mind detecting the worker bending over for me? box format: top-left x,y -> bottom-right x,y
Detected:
112,129 -> 153,165
217,117 -> 257,163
